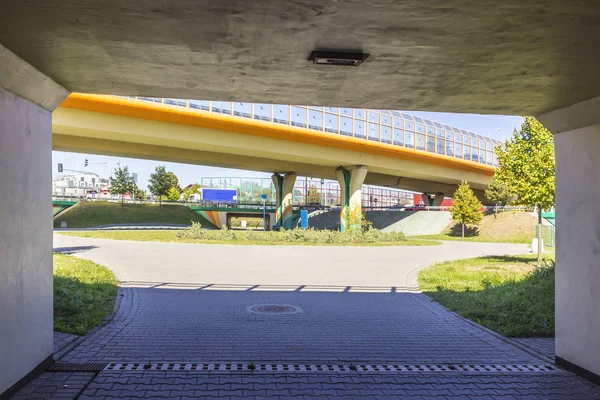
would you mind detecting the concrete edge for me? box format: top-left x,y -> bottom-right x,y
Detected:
0,355 -> 54,400
556,356 -> 600,385
0,45 -> 69,111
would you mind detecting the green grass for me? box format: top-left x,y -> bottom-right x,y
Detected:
54,253 -> 118,335
418,254 -> 555,337
57,230 -> 440,246
54,201 -> 204,228
415,211 -> 554,244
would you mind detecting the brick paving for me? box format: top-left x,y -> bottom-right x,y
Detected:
53,332 -> 80,355
12,235 -> 597,398
10,372 -> 95,400
62,287 -> 543,364
17,371 -> 600,399
512,338 -> 555,360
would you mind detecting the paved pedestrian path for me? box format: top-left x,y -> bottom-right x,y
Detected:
11,235 -> 599,399
53,332 -> 80,355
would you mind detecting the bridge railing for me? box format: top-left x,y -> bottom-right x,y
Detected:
124,96 -> 501,166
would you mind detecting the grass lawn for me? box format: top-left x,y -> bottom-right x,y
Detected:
54,253 -> 118,335
415,211 -> 553,244
57,230 -> 440,246
54,202 -> 203,228
418,254 -> 555,337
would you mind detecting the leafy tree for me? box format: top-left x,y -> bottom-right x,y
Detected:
306,184 -> 321,204
495,117 -> 555,266
109,166 -> 134,207
132,184 -> 146,201
485,176 -> 511,212
166,171 -> 181,192
450,181 -> 483,238
183,183 -> 201,200
167,187 -> 181,201
148,165 -> 172,208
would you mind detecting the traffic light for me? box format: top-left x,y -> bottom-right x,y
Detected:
84,159 -> 88,167
58,163 -> 63,173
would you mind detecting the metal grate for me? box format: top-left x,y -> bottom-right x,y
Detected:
49,362 -> 108,372
103,362 -> 561,374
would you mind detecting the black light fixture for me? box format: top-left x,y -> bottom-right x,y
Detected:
309,50 -> 368,67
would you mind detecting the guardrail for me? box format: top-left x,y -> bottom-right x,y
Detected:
51,197 -> 531,213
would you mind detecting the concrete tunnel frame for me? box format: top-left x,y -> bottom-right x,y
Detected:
2,3 -> 600,393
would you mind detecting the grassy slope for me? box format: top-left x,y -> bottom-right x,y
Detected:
54,202 -> 204,228
57,230 -> 439,246
54,253 -> 118,335
415,211 -> 552,244
418,254 -> 555,337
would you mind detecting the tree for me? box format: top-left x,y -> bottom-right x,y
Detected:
167,187 -> 181,201
148,165 -> 172,208
132,184 -> 146,201
450,181 -> 483,238
109,166 -> 134,207
183,183 -> 201,200
306,184 -> 321,204
166,171 -> 181,192
494,116 -> 555,267
485,176 -> 511,212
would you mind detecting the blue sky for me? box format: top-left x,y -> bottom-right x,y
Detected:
52,110 -> 524,189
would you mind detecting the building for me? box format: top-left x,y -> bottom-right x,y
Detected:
52,171 -> 108,198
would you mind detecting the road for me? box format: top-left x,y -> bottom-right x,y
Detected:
53,234 -> 530,289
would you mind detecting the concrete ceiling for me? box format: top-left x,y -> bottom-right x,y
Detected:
1,1 -> 600,115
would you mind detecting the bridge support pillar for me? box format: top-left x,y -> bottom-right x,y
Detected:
336,166 -> 368,232
422,192 -> 445,207
538,96 -> 600,382
272,172 -> 296,229
0,46 -> 68,398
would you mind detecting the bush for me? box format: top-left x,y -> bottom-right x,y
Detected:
176,223 -> 407,244
177,221 -> 205,239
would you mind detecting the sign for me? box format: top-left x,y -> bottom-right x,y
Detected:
261,193 -> 267,200
202,188 -> 237,203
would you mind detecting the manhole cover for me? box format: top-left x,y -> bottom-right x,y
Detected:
247,304 -> 302,315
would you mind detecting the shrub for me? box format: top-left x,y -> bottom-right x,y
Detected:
176,221 -> 205,239
347,209 -> 373,233
176,223 -> 407,244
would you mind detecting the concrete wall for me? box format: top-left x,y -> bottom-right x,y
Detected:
366,211 -> 452,236
0,88 -> 54,395
554,124 -> 600,377
307,210 -> 450,236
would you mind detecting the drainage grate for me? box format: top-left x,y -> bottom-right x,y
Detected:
49,362 -> 108,372
103,362 -> 561,374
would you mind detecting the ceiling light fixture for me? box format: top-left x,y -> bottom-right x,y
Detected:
309,51 -> 369,67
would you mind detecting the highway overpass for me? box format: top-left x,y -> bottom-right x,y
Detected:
53,94 -> 500,228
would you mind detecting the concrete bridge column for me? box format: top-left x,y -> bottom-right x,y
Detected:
539,96 -> 600,383
336,166 -> 368,232
0,46 -> 68,397
271,172 -> 296,229
421,192 -> 445,207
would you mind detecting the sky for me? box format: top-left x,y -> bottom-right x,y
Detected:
52,110 -> 524,189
